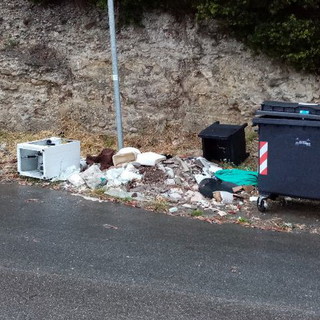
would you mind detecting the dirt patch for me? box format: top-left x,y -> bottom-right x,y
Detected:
139,166 -> 167,185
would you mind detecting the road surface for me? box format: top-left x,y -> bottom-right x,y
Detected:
0,184 -> 319,319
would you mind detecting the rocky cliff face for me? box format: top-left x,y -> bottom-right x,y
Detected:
1,0 -> 319,135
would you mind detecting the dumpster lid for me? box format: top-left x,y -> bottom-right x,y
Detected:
198,122 -> 247,139
261,100 -> 320,116
253,116 -> 320,128
256,110 -> 320,120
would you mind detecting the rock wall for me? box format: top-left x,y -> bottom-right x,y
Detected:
1,0 -> 320,134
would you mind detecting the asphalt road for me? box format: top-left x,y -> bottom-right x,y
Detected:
0,184 -> 319,319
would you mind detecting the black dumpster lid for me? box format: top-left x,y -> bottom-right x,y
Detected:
257,100 -> 320,120
198,122 -> 247,139
261,100 -> 320,112
253,116 -> 320,128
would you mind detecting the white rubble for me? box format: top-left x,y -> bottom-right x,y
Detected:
80,164 -> 106,189
135,152 -> 166,166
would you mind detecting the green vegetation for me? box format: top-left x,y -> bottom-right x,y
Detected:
29,0 -> 320,73
237,216 -> 250,224
197,0 -> 320,73
191,209 -> 203,217
148,197 -> 169,212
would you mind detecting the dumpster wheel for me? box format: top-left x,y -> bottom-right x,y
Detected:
257,197 -> 268,212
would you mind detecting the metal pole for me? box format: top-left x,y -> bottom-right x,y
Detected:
107,0 -> 124,149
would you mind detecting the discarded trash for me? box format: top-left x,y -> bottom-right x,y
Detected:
17,137 -> 80,180
215,169 -> 258,186
213,191 -> 234,204
187,191 -> 206,203
105,165 -> 142,188
169,207 -> 178,213
80,164 -> 106,189
135,152 -> 166,166
232,185 -> 244,193
250,196 -> 259,202
198,178 -> 236,198
112,147 -> 141,166
173,156 -> 190,172
80,159 -> 88,171
165,179 -> 175,185
198,122 -> 248,165
164,167 -> 175,178
66,150 -> 253,216
195,157 -> 222,174
56,165 -> 79,181
103,224 -> 119,230
140,166 -> 167,184
112,152 -> 136,166
216,210 -> 228,216
194,174 -> 211,184
117,147 -> 141,156
68,172 -> 86,188
104,188 -> 133,199
86,148 -> 115,170
25,198 -> 40,203
167,189 -> 183,202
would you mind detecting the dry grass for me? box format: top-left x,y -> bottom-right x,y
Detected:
0,121 -> 203,162
0,120 -> 259,182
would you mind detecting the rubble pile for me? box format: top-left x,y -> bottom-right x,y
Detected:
65,147 -> 258,219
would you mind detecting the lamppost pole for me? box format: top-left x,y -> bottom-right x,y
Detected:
107,0 -> 123,149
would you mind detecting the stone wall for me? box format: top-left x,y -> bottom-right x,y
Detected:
1,0 -> 320,134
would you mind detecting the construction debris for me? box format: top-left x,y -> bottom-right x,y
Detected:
64,150 -> 258,221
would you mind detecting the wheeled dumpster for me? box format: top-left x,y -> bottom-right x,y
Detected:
253,101 -> 320,211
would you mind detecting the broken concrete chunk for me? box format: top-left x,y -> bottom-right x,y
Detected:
173,156 -> 190,172
119,169 -> 142,183
105,165 -> 142,188
106,167 -> 123,179
104,188 -> 133,199
165,167 -> 175,178
68,172 -> 85,188
165,179 -> 175,185
188,191 -> 206,203
135,152 -> 166,166
217,210 -> 228,217
168,192 -> 182,202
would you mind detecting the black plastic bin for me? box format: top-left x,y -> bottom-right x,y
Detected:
253,100 -> 320,211
198,121 -> 248,165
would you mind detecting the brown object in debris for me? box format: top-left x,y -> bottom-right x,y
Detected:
86,148 -> 115,170
213,191 -> 222,203
243,185 -> 255,193
232,185 -> 244,193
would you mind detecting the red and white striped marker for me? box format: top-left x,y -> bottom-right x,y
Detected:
259,141 -> 268,175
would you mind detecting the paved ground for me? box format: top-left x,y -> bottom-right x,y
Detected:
0,184 -> 319,319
